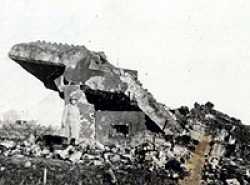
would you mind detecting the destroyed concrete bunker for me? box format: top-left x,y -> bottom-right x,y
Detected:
9,41 -> 182,146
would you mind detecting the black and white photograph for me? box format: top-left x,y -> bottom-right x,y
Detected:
0,1 -> 250,184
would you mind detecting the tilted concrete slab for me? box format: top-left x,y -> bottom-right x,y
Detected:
9,41 -> 182,134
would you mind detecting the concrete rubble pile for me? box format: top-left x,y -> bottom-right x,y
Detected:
1,102 -> 250,185
0,121 -> 55,141
188,102 -> 250,185
0,124 -> 198,183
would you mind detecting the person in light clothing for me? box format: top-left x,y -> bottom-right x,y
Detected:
61,96 -> 81,145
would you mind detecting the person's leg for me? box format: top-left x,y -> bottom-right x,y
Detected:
71,122 -> 80,145
68,124 -> 72,145
74,128 -> 80,145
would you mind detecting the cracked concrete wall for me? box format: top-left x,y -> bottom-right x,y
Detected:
95,111 -> 147,146
63,85 -> 148,145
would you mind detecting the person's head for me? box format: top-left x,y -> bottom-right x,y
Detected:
70,97 -> 78,105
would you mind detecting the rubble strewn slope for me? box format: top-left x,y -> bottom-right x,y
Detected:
0,102 -> 249,185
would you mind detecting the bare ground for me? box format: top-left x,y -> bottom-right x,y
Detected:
179,135 -> 211,185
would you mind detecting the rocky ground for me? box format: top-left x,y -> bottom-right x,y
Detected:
0,102 -> 250,185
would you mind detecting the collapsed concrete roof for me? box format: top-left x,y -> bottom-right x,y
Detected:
9,41 -> 182,134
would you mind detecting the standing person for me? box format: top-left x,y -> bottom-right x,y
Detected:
61,95 -> 81,145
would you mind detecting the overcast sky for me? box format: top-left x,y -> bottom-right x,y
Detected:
1,0 -> 250,125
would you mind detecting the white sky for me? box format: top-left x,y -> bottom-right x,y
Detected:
0,0 -> 250,125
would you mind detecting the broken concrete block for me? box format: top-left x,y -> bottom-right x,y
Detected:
41,148 -> 50,156
24,161 -> 32,168
109,154 -> 121,163
69,151 -> 82,163
0,140 -> 15,149
226,179 -> 241,185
